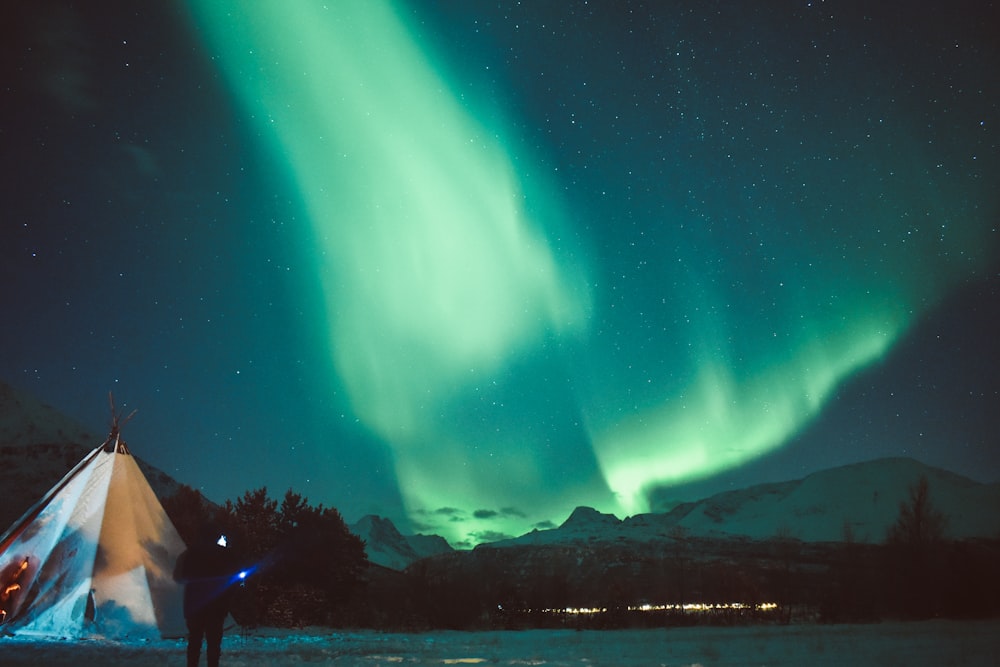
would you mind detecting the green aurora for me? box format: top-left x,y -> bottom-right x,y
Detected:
188,1 -> 997,544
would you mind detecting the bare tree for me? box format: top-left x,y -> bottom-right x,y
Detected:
884,475 -> 950,618
886,475 -> 947,547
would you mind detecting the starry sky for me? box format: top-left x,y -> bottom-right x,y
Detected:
2,0 -> 997,547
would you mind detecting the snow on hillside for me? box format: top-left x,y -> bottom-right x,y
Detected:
350,515 -> 452,570
669,457 -> 1000,542
550,506 -> 627,542
503,458 -> 1000,547
405,532 -> 453,560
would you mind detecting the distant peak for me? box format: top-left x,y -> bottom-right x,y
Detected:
356,514 -> 391,527
561,506 -> 621,528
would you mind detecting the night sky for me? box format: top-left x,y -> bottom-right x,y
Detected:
2,1 -> 997,547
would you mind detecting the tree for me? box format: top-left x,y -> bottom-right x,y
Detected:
225,487 -> 279,558
884,475 -> 949,618
275,490 -> 368,600
886,475 -> 947,547
218,487 -> 368,627
162,484 -> 215,546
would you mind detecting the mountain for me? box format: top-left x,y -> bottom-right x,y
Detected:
5,379 -> 995,559
403,459 -> 1000,626
657,457 -> 1000,543
0,381 -> 96,446
349,515 -> 453,570
342,457 -> 1000,572
499,457 -> 1000,548
0,381 -> 453,568
0,381 -> 189,532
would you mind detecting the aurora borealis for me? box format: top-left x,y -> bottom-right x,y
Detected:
2,1 -> 998,546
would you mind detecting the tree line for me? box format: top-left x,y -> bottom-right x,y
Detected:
162,485 -> 368,627
397,475 -> 999,629
162,475 -> 999,630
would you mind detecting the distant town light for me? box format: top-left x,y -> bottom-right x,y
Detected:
535,601 -> 780,615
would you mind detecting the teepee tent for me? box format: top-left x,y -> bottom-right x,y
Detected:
0,407 -> 186,639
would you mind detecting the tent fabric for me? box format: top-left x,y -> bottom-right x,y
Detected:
0,433 -> 186,639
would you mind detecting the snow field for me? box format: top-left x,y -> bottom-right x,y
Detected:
0,619 -> 998,666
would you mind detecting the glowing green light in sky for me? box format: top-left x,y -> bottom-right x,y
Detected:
188,0 -> 594,542
188,1 -> 995,545
592,305 -> 907,513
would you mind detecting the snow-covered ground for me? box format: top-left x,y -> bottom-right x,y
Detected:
0,620 -> 997,666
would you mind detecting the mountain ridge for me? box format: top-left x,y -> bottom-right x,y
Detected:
348,514 -> 453,571
3,380 -> 996,574
494,456 -> 1000,548
0,381 -> 97,446
0,381 -> 193,531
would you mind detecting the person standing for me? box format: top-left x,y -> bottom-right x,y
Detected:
173,527 -> 241,667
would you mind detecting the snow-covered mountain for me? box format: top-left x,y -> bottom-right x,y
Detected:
501,457 -> 1000,547
659,457 -> 1000,542
356,456 -> 999,575
4,379 -> 996,568
349,515 -> 453,570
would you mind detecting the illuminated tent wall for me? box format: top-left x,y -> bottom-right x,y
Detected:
0,420 -> 186,639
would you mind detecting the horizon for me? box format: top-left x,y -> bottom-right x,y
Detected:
3,381 -> 996,552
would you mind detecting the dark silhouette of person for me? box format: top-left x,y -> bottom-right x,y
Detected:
173,527 -> 242,667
